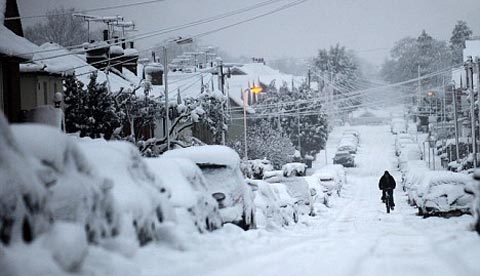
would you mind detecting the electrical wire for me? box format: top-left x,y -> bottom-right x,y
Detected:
5,0 -> 167,21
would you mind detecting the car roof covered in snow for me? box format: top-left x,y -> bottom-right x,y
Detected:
163,145 -> 241,168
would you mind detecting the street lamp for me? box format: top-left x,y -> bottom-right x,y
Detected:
242,85 -> 263,160
162,37 -> 193,151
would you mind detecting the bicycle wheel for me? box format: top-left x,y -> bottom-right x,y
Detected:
385,195 -> 391,213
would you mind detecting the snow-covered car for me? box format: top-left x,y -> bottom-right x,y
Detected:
391,118 -> 407,134
395,134 -> 416,156
397,144 -> 422,171
164,146 -> 256,230
264,171 -> 314,216
0,116 -> 51,245
11,124 -> 120,244
282,162 -> 307,177
343,129 -> 359,140
333,151 -> 355,167
243,159 -> 274,179
472,170 -> 480,234
416,171 -> 475,217
270,183 -> 300,225
145,157 -> 222,233
337,139 -> 357,154
246,179 -> 289,228
78,139 -> 174,245
308,164 -> 346,207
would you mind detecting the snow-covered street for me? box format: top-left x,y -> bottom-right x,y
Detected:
134,124 -> 480,276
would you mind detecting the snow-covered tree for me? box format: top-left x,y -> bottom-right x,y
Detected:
24,7 -> 96,47
450,21 -> 473,64
229,119 -> 295,168
64,73 -> 122,139
253,82 -> 328,157
381,30 -> 451,89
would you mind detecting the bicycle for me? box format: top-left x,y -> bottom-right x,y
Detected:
382,190 -> 392,213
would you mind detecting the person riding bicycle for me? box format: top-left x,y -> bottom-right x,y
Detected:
378,170 -> 396,210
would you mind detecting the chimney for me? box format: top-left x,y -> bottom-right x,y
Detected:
103,29 -> 109,41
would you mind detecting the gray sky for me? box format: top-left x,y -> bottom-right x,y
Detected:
17,0 -> 480,65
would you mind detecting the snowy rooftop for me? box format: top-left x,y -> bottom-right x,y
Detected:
20,43 -> 136,92
227,63 -> 305,106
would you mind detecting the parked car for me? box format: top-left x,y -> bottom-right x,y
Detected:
391,118 -> 407,134
418,171 -> 475,217
164,145 -> 256,230
12,124 -> 120,244
270,183 -> 300,225
242,159 -> 274,179
77,139 -> 174,245
246,179 -> 291,228
337,139 -> 357,154
145,157 -> 222,233
343,129 -> 359,140
264,170 -> 315,216
472,170 -> 480,234
333,151 -> 355,167
282,162 -> 307,177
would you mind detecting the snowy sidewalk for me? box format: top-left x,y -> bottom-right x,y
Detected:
138,125 -> 480,276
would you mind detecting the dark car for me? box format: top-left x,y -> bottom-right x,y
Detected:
333,151 -> 355,167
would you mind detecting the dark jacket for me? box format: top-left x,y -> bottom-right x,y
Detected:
379,172 -> 396,190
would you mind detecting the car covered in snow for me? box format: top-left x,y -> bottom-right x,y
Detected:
343,129 -> 359,140
282,162 -> 307,177
11,124 -> 120,244
333,151 -> 355,167
145,157 -> 222,233
472,170 -> 480,234
308,164 -> 346,207
263,170 -> 315,216
391,118 -> 407,134
337,138 -> 358,154
246,179 -> 293,228
407,170 -> 475,217
163,145 -> 256,230
77,139 -> 174,245
242,159 -> 275,179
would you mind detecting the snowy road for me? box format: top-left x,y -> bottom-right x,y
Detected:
139,125 -> 480,276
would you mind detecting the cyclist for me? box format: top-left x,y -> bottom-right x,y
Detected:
378,170 -> 396,210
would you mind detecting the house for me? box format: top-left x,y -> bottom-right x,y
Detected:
0,0 -> 38,122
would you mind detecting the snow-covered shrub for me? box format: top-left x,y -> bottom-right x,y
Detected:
163,145 -> 256,230
77,139 -> 174,245
11,124 -> 120,244
0,114 -> 50,245
144,157 -> 222,233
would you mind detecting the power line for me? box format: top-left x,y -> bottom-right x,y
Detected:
20,0 -> 289,58
5,0 -> 166,21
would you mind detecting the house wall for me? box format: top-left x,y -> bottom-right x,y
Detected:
20,74 -> 63,111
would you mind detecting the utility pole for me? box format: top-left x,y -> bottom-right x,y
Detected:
307,69 -> 311,89
243,89 -> 249,160
297,112 -> 301,155
453,82 -> 460,160
466,57 -> 477,167
163,46 -> 170,151
217,57 -> 226,145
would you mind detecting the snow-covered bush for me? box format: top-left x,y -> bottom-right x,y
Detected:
0,114 -> 50,245
11,124 -> 120,244
163,145 -> 256,230
77,139 -> 174,245
144,157 -> 222,233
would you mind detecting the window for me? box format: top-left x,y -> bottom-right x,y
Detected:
43,81 -> 48,105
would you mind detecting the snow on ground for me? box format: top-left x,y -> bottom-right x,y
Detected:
132,124 -> 480,276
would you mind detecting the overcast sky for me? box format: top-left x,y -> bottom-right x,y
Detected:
17,0 -> 480,65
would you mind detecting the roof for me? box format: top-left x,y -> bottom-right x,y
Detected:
227,63 -> 305,107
